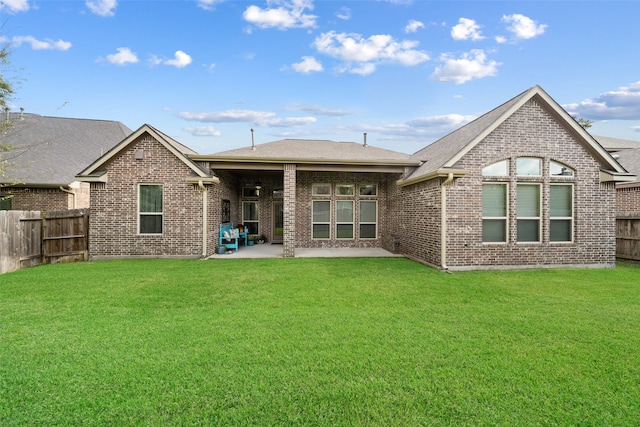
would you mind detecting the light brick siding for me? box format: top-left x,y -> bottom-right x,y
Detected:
617,184 -> 640,217
1,186 -> 87,211
440,99 -> 617,269
89,134 -> 206,258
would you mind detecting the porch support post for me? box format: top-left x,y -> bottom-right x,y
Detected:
283,163 -> 297,258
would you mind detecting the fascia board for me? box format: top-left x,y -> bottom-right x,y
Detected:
396,169 -> 468,187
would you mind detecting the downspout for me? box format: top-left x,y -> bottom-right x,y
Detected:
440,173 -> 454,270
59,186 -> 76,209
198,180 -> 208,258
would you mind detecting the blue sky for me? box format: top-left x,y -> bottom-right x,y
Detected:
1,0 -> 639,154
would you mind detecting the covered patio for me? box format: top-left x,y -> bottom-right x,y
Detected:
207,244 -> 403,259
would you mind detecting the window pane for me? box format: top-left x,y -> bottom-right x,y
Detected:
0,196 -> 11,210
140,185 -> 162,212
360,224 -> 376,239
483,184 -> 507,217
243,202 -> 258,221
516,158 -> 541,176
336,201 -> 353,222
313,224 -> 330,239
517,219 -> 539,242
550,161 -> 574,176
337,224 -> 353,239
336,184 -> 354,196
140,215 -> 162,234
360,201 -> 377,222
550,220 -> 572,242
483,219 -> 506,242
359,184 -> 377,196
312,184 -> 331,196
313,201 -> 330,222
482,160 -> 508,176
517,185 -> 540,217
550,185 -> 572,217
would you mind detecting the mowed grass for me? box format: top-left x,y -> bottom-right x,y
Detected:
1,258 -> 639,426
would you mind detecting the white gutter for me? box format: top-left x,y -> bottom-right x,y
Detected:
197,180 -> 208,258
59,186 -> 76,209
440,173 -> 454,270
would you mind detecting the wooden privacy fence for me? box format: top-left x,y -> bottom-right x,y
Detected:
616,217 -> 640,261
0,209 -> 89,274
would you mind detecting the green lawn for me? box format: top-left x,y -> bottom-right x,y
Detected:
1,258 -> 639,426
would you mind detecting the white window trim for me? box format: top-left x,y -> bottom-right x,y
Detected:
482,182 -> 509,244
359,200 -> 378,239
336,200 -> 354,239
312,200 -> 331,240
138,183 -> 163,235
550,183 -> 574,243
516,183 -> 541,244
335,184 -> 354,197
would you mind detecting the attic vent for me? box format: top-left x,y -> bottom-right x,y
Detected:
135,150 -> 146,160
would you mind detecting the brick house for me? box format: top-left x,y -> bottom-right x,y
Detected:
76,86 -> 634,269
1,112 -> 131,211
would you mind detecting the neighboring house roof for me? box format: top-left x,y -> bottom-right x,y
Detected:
400,85 -> 634,186
76,124 -> 218,184
594,135 -> 640,152
1,113 -> 132,187
195,138 -> 416,166
615,147 -> 640,183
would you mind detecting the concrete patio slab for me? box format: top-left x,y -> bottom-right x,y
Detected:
207,244 -> 402,259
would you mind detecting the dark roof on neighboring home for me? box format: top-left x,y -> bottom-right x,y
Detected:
198,139 -> 415,166
1,113 -> 132,187
593,135 -> 640,152
615,147 -> 640,182
399,85 -> 632,186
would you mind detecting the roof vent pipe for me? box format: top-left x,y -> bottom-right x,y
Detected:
4,107 -> 9,123
20,107 -> 24,120
363,132 -> 368,147
251,128 -> 255,150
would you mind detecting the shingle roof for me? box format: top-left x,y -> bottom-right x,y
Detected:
1,113 -> 132,186
401,85 -> 630,184
204,138 -> 414,164
615,147 -> 640,181
593,135 -> 640,152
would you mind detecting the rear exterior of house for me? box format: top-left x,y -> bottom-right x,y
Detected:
77,86 -> 633,269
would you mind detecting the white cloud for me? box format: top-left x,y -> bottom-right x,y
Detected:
11,36 -> 72,51
451,18 -> 484,41
312,31 -> 429,75
285,103 -> 350,117
632,126 -> 640,133
0,0 -> 30,13
563,81 -> 640,120
404,19 -> 425,33
106,47 -> 139,65
178,109 -> 315,127
432,49 -> 500,84
86,0 -> 117,17
184,126 -> 222,137
243,0 -> 317,30
336,6 -> 351,20
495,35 -> 507,44
502,14 -> 547,40
164,50 -> 192,68
291,56 -> 323,73
197,0 -> 224,11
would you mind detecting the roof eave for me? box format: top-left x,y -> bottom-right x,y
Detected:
600,170 -> 636,183
192,155 -> 419,167
396,168 -> 468,187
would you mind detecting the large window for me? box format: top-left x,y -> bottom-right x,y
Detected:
517,184 -> 541,242
243,201 -> 259,234
336,200 -> 354,239
482,183 -> 508,243
360,200 -> 377,239
550,184 -> 573,242
139,184 -> 163,234
312,200 -> 331,239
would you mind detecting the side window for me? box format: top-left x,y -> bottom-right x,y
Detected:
312,200 -> 330,239
139,184 -> 163,234
516,184 -> 541,242
482,183 -> 508,243
550,184 -> 573,242
242,201 -> 259,234
336,200 -> 354,239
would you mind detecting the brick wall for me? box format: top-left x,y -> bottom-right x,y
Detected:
89,133 -> 206,258
440,99 -> 617,269
617,184 -> 640,217
2,187 -> 75,211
